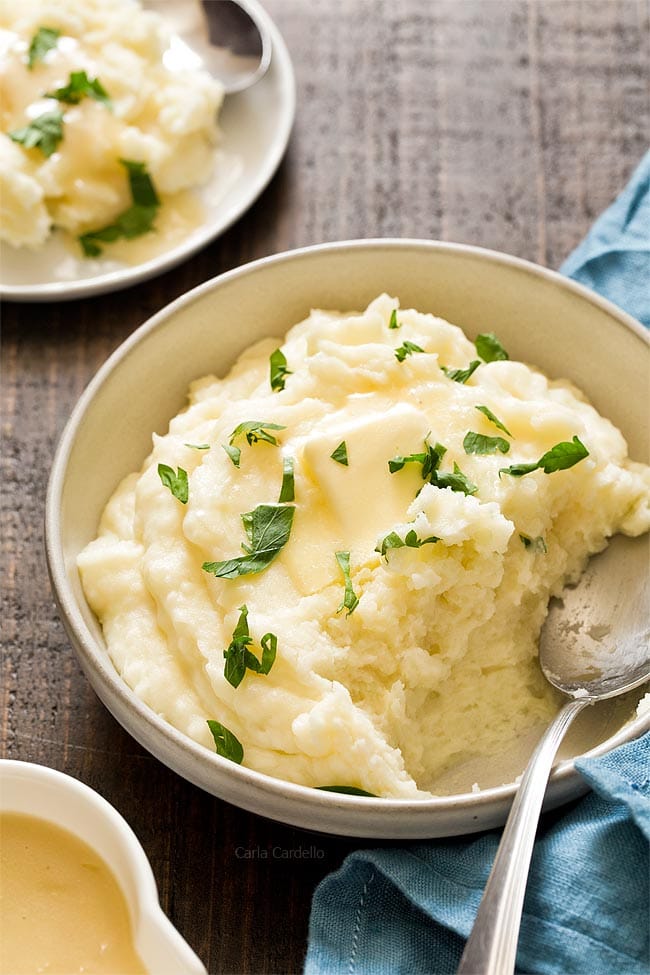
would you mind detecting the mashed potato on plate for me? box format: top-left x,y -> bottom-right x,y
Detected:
0,0 -> 223,250
78,296 -> 650,798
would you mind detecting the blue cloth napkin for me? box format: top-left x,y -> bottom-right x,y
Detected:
560,150 -> 650,328
305,152 -> 650,975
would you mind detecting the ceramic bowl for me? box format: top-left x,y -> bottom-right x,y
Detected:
0,760 -> 206,974
45,239 -> 650,839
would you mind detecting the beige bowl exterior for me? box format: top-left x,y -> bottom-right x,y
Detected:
45,239 -> 650,839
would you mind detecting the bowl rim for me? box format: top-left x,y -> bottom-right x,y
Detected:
45,238 -> 650,827
0,759 -> 207,973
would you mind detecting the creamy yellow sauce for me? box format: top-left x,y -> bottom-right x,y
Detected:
0,812 -> 146,975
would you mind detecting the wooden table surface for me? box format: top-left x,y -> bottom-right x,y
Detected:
2,1 -> 648,972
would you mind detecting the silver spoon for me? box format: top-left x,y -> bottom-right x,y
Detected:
145,0 -> 272,94
458,533 -> 650,975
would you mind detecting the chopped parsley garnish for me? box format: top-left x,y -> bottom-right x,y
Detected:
27,27 -> 60,69
475,332 -> 509,362
316,786 -> 378,797
475,405 -> 512,437
259,633 -> 278,676
330,441 -> 349,466
157,463 -> 188,503
389,437 -> 476,495
389,440 -> 447,476
434,462 -> 478,495
335,551 -> 359,616
395,340 -> 425,362
46,70 -> 111,107
463,431 -> 510,455
278,456 -> 295,502
441,359 -> 481,384
203,503 -> 294,579
223,421 -> 286,468
375,529 -> 440,559
8,109 -> 64,158
223,444 -> 241,466
388,309 -> 400,329
519,534 -> 547,553
207,719 -> 243,764
185,442 -> 210,450
79,159 -> 160,256
223,605 -> 278,688
499,436 -> 589,478
269,348 -> 292,391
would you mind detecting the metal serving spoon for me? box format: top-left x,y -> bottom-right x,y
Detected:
145,0 -> 272,94
458,533 -> 650,975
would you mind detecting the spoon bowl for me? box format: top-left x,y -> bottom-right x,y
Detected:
459,533 -> 650,975
540,533 -> 650,698
145,0 -> 272,94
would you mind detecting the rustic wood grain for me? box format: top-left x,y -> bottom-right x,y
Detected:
1,1 -> 648,972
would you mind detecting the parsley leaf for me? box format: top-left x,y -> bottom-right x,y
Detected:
120,158 -> 159,207
9,109 -> 64,158
335,551 -> 359,616
395,340 -> 425,362
434,462 -> 478,495
388,309 -> 400,329
330,441 -> 349,466
316,786 -> 379,797
475,405 -> 512,437
185,442 -> 210,450
223,421 -> 286,468
269,348 -> 292,391
278,456 -> 295,502
203,503 -> 295,578
463,431 -> 510,455
519,534 -> 547,553
537,436 -> 590,472
223,444 -> 241,467
46,70 -> 111,107
475,332 -> 509,362
388,450 -> 426,474
27,27 -> 60,69
388,440 -> 446,476
500,436 -> 589,478
222,605 -> 278,688
389,438 -> 474,494
78,159 -> 159,256
259,632 -> 278,675
223,605 -> 254,688
157,463 -> 188,503
207,719 -> 243,764
376,529 -> 440,559
441,359 -> 481,383
421,441 -> 448,480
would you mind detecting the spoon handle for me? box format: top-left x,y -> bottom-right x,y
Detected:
457,696 -> 591,975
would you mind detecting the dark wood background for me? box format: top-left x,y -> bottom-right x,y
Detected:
2,1 -> 649,972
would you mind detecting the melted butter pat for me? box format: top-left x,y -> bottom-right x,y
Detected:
0,812 -> 146,975
283,404 -> 429,593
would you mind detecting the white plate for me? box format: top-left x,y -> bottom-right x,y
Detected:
0,1 -> 295,302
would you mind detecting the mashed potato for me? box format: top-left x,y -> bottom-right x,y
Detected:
0,0 -> 223,249
78,296 -> 650,798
